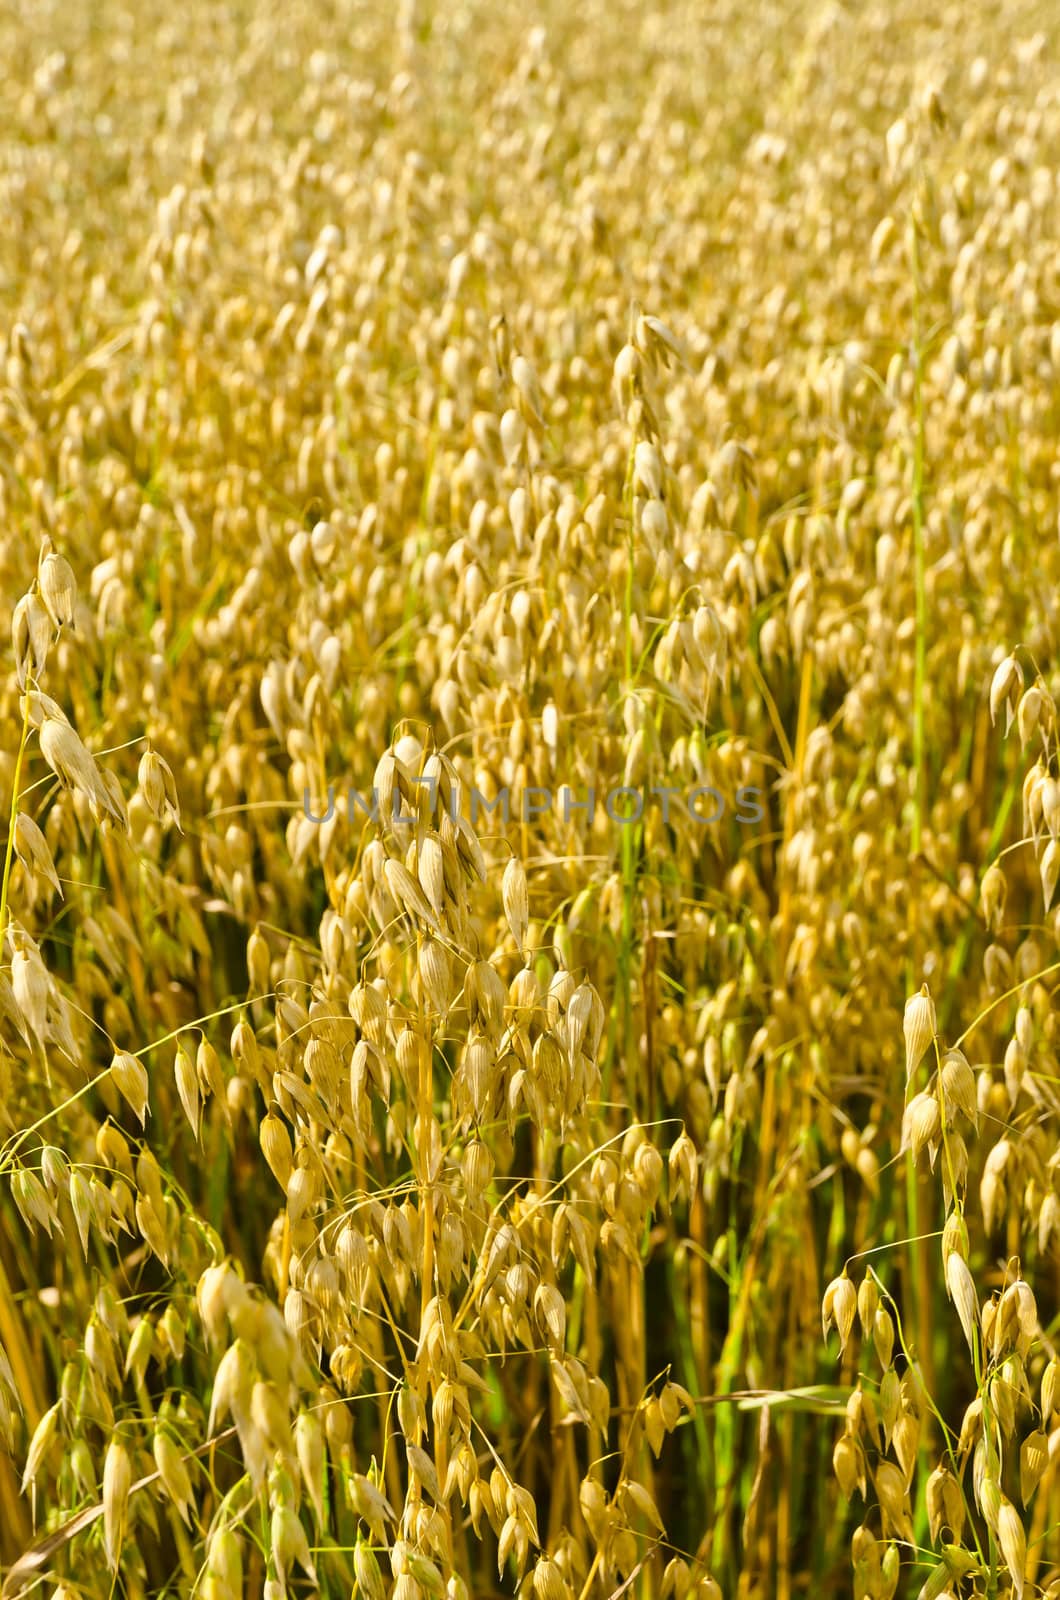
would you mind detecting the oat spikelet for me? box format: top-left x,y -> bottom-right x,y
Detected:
13,812 -> 62,898
996,1495 -> 1026,1599
11,943 -> 49,1044
153,1427 -> 194,1524
138,748 -> 182,830
502,857 -> 529,953
102,1436 -> 132,1570
903,985 -> 936,1083
989,652 -> 1022,729
11,592 -> 51,687
37,537 -> 77,630
384,857 -> 440,931
417,834 -> 446,916
110,1050 -> 150,1125
945,1252 -> 980,1362
271,1504 -> 317,1586
1020,1429 -> 1048,1506
21,1400 -> 60,1491
822,1273 -> 857,1353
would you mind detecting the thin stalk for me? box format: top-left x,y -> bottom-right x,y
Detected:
904,192 -> 937,1524
0,687 -> 33,949
909,209 -> 927,860
616,432 -> 639,1107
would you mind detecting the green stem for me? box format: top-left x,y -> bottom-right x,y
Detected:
904,195 -> 938,1544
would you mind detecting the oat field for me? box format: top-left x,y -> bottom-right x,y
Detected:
2,0 -> 1060,1595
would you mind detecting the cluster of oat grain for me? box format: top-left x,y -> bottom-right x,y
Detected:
2,0 -> 1060,1596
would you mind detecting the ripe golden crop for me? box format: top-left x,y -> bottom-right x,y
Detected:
0,1 -> 1058,1597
